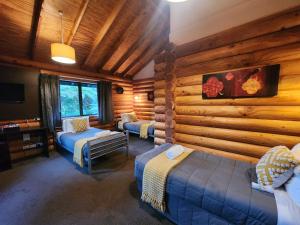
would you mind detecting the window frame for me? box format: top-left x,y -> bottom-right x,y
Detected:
59,80 -> 98,118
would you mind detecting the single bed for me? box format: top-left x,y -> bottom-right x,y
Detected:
135,144 -> 278,225
119,120 -> 154,138
57,127 -> 129,173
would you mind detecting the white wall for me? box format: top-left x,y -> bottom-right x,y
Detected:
133,60 -> 155,80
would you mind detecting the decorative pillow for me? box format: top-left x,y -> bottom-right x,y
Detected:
62,117 -> 90,133
291,143 -> 300,161
121,113 -> 132,123
272,168 -> 294,188
256,146 -> 299,186
128,112 -> 137,122
71,118 -> 88,132
121,112 -> 137,123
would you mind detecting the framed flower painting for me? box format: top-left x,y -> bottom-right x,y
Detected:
202,64 -> 280,99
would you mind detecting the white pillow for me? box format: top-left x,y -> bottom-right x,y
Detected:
291,143 -> 300,162
62,119 -> 68,132
285,174 -> 300,207
62,116 -> 90,133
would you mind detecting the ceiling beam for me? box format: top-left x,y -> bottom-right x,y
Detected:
109,2 -> 169,74
124,34 -> 169,77
82,0 -> 126,67
28,0 -> 44,59
66,0 -> 90,45
0,55 -> 131,83
95,5 -> 145,72
121,28 -> 169,76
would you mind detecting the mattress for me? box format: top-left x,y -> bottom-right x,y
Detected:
123,120 -> 154,136
58,127 -> 104,159
135,144 -> 277,225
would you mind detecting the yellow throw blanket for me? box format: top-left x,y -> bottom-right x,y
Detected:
141,147 -> 194,212
73,136 -> 99,168
140,123 -> 150,139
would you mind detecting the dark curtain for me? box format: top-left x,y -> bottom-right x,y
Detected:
39,74 -> 60,133
97,81 -> 113,124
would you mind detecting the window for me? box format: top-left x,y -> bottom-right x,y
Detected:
60,81 -> 98,118
81,83 -> 98,116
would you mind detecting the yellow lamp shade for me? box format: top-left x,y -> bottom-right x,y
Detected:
51,43 -> 76,64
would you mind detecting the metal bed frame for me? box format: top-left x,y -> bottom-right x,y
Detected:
56,130 -> 129,174
86,130 -> 129,174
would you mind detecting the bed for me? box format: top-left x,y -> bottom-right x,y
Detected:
57,127 -> 129,174
135,144 -> 278,225
118,120 -> 154,138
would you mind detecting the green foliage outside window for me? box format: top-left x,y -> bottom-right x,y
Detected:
60,81 -> 98,118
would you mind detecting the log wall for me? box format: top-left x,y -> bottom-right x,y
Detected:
154,6 -> 300,163
153,76 -> 166,145
112,80 -> 133,122
133,78 -> 154,121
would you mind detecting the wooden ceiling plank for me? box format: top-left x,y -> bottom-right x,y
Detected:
121,26 -> 169,76
125,33 -> 169,77
66,0 -> 90,45
109,2 -> 169,74
83,0 -> 126,67
28,0 -> 44,59
96,7 -> 145,72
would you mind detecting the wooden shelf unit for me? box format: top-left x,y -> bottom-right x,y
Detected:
0,127 -> 49,171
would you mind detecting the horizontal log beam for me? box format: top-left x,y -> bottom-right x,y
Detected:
175,132 -> 268,158
175,115 -> 300,136
175,105 -> 300,121
0,55 -> 131,83
175,91 -> 300,106
176,25 -> 300,67
177,142 -> 258,163
175,42 -> 300,77
175,124 -> 300,148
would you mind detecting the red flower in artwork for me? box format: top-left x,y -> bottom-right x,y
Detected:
203,77 -> 224,97
225,72 -> 234,81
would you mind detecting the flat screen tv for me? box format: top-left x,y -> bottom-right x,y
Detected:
0,83 -> 25,103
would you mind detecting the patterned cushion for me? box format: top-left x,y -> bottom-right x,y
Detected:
272,168 -> 294,188
256,146 -> 299,186
71,118 -> 88,132
121,112 -> 137,123
130,112 -> 137,122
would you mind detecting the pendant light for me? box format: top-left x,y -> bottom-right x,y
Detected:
51,10 -> 76,64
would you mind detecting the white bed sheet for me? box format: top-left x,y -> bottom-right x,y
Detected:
274,188 -> 300,225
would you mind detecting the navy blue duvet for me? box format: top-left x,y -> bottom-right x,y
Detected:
134,144 -> 277,225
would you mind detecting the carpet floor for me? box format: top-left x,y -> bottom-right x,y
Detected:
0,135 -> 174,225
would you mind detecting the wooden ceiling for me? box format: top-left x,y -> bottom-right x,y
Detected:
0,0 -> 170,78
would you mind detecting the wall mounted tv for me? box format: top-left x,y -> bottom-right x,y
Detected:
0,83 -> 25,103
